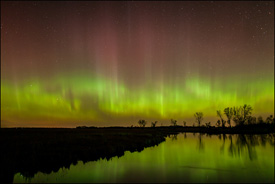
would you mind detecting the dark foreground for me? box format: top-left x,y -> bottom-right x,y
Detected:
0,126 -> 274,183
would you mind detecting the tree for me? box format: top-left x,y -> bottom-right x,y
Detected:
171,119 -> 177,126
217,110 -> 226,128
266,115 -> 273,124
247,116 -> 256,125
194,112 -> 203,127
257,116 -> 264,124
232,104 -> 253,126
224,107 -> 233,127
232,106 -> 241,126
183,121 -> 187,127
151,121 -> 158,127
242,104 -> 253,125
138,120 -> 147,127
216,119 -> 221,127
205,122 -> 211,128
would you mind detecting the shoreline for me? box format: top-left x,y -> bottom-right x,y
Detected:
1,124 -> 274,134
1,126 -> 274,183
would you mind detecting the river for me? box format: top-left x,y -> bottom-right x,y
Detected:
13,133 -> 274,183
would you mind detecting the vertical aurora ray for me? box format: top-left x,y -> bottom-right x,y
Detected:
1,1 -> 274,127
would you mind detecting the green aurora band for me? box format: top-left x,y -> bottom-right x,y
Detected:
1,71 -> 274,127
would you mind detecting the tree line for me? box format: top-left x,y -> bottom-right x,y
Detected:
137,104 -> 274,128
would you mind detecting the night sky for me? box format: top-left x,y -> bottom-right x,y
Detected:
1,1 -> 274,127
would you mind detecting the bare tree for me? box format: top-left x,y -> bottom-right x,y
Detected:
232,104 -> 253,126
217,110 -> 226,128
171,119 -> 177,126
247,116 -> 256,125
266,115 -> 273,124
224,107 -> 234,127
138,120 -> 147,127
257,116 -> 264,124
216,119 -> 221,127
194,112 -> 203,127
183,121 -> 187,127
151,121 -> 158,127
205,122 -> 211,128
242,104 -> 253,121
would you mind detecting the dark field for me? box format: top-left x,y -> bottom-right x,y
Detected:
0,126 -> 274,183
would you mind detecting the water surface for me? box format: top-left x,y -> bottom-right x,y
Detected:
14,133 -> 274,183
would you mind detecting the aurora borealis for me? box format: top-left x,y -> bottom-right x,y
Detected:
1,1 -> 274,127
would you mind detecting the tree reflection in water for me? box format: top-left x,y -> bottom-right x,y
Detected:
168,134 -> 178,141
197,133 -> 205,151
195,133 -> 274,161
184,132 -> 187,139
229,134 -> 274,160
218,134 -> 227,154
171,134 -> 178,141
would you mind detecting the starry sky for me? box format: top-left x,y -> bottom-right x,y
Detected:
1,1 -> 274,127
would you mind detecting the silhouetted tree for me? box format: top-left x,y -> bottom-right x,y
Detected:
266,115 -> 273,124
216,119 -> 221,127
171,119 -> 177,126
138,120 -> 147,127
257,116 -> 264,124
232,104 -> 253,126
217,110 -> 226,128
243,104 -> 253,118
222,119 -> 226,127
232,106 -> 241,125
247,116 -> 256,125
183,121 -> 187,127
242,104 -> 253,125
217,110 -> 223,121
151,121 -> 158,127
224,107 -> 234,127
205,122 -> 211,128
194,112 -> 203,127
252,116 -> 257,124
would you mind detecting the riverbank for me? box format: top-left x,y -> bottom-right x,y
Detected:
0,126 -> 274,183
1,128 -> 167,183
